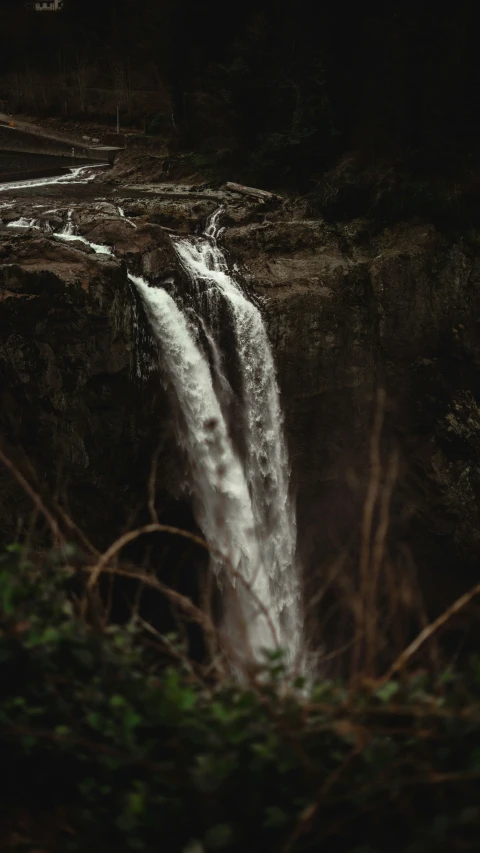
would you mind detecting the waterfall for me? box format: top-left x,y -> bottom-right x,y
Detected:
133,209 -> 302,666
130,272 -> 281,661
7,217 -> 41,229
118,205 -> 137,229
172,212 -> 302,653
3,179 -> 302,665
56,210 -> 113,255
0,163 -> 106,194
61,209 -> 75,235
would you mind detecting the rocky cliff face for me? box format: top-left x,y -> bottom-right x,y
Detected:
1,185 -> 479,636
224,210 -> 480,623
0,218 -> 185,549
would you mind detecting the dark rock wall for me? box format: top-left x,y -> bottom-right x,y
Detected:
0,234 -> 183,548
223,215 -> 480,621
2,192 -> 480,639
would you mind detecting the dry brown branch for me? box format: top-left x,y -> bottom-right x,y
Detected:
136,615 -> 209,683
283,745 -> 362,852
199,559 -> 217,661
52,502 -> 99,557
0,442 -> 99,556
0,443 -> 62,543
87,523 -> 210,588
147,447 -> 161,524
365,448 -> 399,675
87,523 -> 280,650
306,700 -> 480,722
379,580 -> 480,684
352,388 -> 385,679
318,634 -> 361,667
2,724 -> 167,772
82,561 -> 220,661
306,552 -> 349,614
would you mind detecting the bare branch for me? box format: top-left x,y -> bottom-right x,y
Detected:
379,580 -> 480,685
0,443 -> 62,543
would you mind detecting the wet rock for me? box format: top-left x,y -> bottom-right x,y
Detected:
2,172 -> 480,636
82,218 -> 177,263
0,231 -> 183,548
221,214 -> 480,622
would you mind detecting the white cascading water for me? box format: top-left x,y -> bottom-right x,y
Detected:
61,209 -> 75,235
7,217 -> 40,229
130,210 -> 302,665
130,271 -> 284,662
2,189 -> 302,665
55,209 -> 113,255
171,211 -> 302,660
118,205 -> 137,229
0,163 -> 105,194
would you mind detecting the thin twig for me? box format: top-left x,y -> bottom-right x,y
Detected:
87,523 -> 280,649
2,725 -> 167,772
0,444 -> 62,543
87,523 -> 210,588
283,746 -> 361,852
147,447 -> 161,524
352,389 -> 385,680
379,580 -> 480,685
365,447 -> 399,675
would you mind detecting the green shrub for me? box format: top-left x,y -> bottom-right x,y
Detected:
1,545 -> 480,851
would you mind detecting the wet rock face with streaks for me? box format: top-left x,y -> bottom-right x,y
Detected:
2,176 -> 480,637
223,214 -> 480,623
0,229 -> 185,548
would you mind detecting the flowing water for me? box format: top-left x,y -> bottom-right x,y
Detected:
130,271 -> 278,660
61,208 -> 75,235
165,210 -> 302,663
7,217 -> 41,229
2,184 -> 303,666
0,163 -> 106,193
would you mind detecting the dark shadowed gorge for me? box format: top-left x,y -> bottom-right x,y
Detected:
1,2 -> 480,851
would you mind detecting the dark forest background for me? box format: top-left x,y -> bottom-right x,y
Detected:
0,0 -> 478,218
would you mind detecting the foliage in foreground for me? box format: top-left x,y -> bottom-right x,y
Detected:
1,545 -> 480,852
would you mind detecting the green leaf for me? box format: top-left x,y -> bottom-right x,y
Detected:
180,688 -> 197,711
55,725 -> 71,737
375,681 -> 400,703
127,787 -> 146,816
183,842 -> 204,853
125,709 -> 142,729
73,647 -> 94,667
439,666 -> 456,684
469,747 -> 480,771
204,824 -> 233,850
87,711 -> 104,731
116,812 -> 137,832
264,806 -> 289,828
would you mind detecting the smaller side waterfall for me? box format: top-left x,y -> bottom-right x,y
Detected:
7,217 -> 41,229
61,209 -> 75,235
0,164 -> 106,194
118,206 -> 137,229
56,211 -> 113,255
